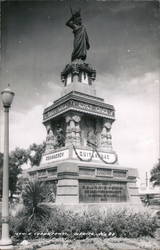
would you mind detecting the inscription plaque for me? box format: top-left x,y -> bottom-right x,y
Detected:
41,149 -> 69,164
79,180 -> 127,203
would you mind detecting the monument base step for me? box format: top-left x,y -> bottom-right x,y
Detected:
48,201 -> 143,212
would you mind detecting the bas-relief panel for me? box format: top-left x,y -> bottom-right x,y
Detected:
81,115 -> 102,147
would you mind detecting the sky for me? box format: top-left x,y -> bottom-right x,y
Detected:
0,0 -> 159,183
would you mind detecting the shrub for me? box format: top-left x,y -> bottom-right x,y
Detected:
105,209 -> 158,238
9,179 -> 51,242
10,206 -> 159,241
22,179 -> 51,220
38,207 -> 158,239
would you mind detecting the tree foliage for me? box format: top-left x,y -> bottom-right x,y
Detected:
16,175 -> 29,194
150,159 -> 160,187
28,142 -> 46,167
0,142 -> 46,198
9,147 -> 28,167
0,148 -> 28,198
9,148 -> 28,198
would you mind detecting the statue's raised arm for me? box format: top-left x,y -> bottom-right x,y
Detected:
66,14 -> 77,30
65,9 -> 90,62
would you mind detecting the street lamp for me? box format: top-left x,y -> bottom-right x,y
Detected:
0,86 -> 15,249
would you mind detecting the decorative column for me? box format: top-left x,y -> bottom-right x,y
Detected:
65,114 -> 81,147
73,115 -> 81,147
0,86 -> 14,249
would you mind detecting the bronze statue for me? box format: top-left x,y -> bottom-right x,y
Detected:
66,9 -> 90,62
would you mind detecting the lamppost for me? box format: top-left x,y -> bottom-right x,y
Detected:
0,86 -> 15,249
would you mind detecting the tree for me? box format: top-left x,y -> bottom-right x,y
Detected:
9,147 -> 28,198
28,142 -> 46,167
10,147 -> 28,167
150,159 -> 160,187
0,149 -> 26,198
0,142 -> 46,198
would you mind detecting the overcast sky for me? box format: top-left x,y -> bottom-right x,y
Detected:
0,0 -> 159,183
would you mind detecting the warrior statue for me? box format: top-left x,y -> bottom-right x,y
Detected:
66,9 -> 90,62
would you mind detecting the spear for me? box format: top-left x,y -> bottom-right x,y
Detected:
69,0 -> 73,16
70,6 -> 73,16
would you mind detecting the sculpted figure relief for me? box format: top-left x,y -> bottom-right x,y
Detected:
87,129 -> 97,147
56,125 -> 65,148
101,121 -> 112,148
45,124 -> 65,151
45,129 -> 55,152
66,9 -> 90,62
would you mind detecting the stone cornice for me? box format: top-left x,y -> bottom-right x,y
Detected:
55,91 -> 104,106
43,91 -> 115,122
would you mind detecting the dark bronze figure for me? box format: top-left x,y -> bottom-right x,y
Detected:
66,9 -> 90,62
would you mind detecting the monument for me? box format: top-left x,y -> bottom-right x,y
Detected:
28,10 -> 140,205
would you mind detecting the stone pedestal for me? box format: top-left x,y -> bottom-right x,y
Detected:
56,179 -> 79,204
28,62 -> 141,205
28,147 -> 140,205
61,63 -> 96,97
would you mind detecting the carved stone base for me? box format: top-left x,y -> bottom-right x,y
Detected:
61,63 -> 96,96
28,152 -> 141,205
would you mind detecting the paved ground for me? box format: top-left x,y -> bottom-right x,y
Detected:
17,237 -> 160,250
